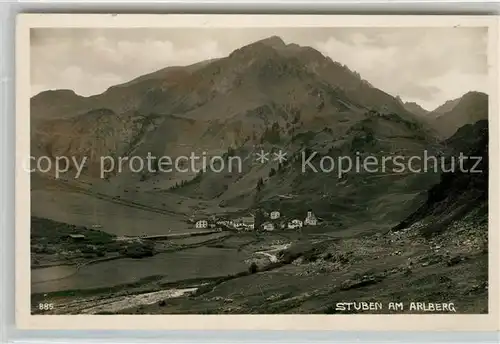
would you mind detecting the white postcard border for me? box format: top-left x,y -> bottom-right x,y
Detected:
15,14 -> 500,331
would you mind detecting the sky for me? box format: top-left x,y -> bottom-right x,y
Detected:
31,27 -> 488,111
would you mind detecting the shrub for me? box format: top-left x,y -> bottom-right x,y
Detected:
303,248 -> 320,262
81,246 -> 96,254
279,251 -> 302,264
122,242 -> 155,258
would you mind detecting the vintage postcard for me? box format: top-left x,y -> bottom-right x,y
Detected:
15,14 -> 499,330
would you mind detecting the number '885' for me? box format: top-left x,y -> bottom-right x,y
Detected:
38,303 -> 54,310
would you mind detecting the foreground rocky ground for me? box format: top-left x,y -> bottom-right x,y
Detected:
137,208 -> 487,315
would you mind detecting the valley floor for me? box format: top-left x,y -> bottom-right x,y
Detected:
31,209 -> 488,315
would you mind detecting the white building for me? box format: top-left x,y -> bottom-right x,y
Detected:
287,219 -> 303,229
262,222 -> 275,231
241,215 -> 255,230
304,211 -> 318,226
270,211 -> 281,220
195,220 -> 208,229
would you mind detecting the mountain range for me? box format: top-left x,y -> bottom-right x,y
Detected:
402,92 -> 488,138
30,35 -> 489,231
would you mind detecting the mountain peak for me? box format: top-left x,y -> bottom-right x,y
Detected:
431,90 -> 488,137
33,89 -> 78,98
229,36 -> 288,60
432,91 -> 487,116
403,101 -> 429,117
462,90 -> 488,100
254,36 -> 286,48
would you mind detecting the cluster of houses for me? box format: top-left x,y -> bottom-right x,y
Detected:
257,210 -> 319,231
193,210 -> 318,232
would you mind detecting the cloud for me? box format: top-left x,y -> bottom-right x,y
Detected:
31,27 -> 488,110
31,29 -> 225,97
312,27 -> 487,110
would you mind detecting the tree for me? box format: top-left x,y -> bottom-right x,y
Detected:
256,177 -> 264,192
153,158 -> 160,173
278,162 -> 285,174
261,122 -> 281,144
249,262 -> 258,274
254,208 -> 265,231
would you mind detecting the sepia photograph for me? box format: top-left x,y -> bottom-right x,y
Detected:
15,14 -> 499,330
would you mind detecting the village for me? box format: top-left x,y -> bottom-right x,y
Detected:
190,210 -> 319,232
